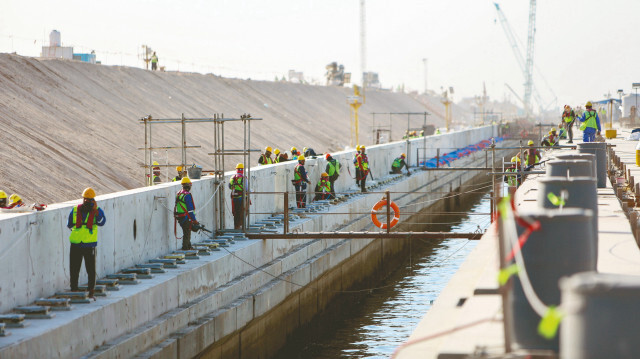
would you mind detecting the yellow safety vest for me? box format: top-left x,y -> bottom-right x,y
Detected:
69,205 -> 99,244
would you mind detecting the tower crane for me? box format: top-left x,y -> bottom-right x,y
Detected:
494,2 -> 556,117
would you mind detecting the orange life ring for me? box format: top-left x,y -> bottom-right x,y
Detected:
371,199 -> 400,229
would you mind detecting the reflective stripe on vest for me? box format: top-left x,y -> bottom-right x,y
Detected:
392,158 -> 403,168
175,190 -> 188,214
318,179 -> 331,192
585,110 -> 597,129
69,205 -> 99,244
294,164 -> 303,182
564,115 -> 574,123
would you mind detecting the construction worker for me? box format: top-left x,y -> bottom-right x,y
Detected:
435,128 -> 442,135
356,145 -> 370,192
303,147 -> 317,157
172,166 -> 186,182
229,163 -> 246,229
258,146 -> 273,165
420,130 -> 425,137
541,129 -> 558,147
505,156 -> 522,187
314,173 -> 333,201
291,147 -> 299,161
292,155 -> 311,208
524,140 -> 540,167
151,52 -> 158,71
0,190 -> 7,208
562,105 -> 577,143
391,153 -> 411,175
353,145 -> 362,187
273,149 -> 282,163
558,123 -> 567,139
278,151 -> 289,163
150,161 -> 161,185
579,101 -> 601,143
7,194 -> 25,209
599,106 -> 607,124
325,153 -> 341,198
174,177 -> 198,250
67,187 -> 106,298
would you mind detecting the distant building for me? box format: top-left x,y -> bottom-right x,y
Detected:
288,70 -> 304,83
41,30 -> 97,64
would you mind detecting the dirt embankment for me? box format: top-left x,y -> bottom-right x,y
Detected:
0,54 -> 461,204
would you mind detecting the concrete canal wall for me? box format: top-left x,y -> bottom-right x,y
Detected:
0,125 -> 503,358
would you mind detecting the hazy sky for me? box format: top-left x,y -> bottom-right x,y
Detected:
2,0 -> 639,110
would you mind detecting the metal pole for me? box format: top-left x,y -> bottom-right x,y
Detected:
389,113 -> 392,142
283,192 -> 289,235
491,144 -> 496,220
181,113 -> 186,168
247,117 -> 252,228
144,117 -> 148,186
242,116 -> 247,233
386,190 -> 391,234
436,148 -> 440,168
149,117 -> 153,186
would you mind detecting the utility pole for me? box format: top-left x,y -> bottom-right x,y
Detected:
141,45 -> 152,70
360,0 -> 367,89
422,58 -> 428,94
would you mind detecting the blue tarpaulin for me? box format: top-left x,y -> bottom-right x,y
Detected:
420,137 -> 506,168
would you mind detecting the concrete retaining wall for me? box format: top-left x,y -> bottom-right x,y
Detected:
0,125 -> 496,314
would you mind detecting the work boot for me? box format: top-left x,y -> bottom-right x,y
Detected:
88,289 -> 96,301
567,140 -> 573,144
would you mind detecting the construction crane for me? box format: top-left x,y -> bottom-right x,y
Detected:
494,2 -> 554,118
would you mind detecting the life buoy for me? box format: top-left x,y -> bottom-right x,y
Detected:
371,199 -> 400,229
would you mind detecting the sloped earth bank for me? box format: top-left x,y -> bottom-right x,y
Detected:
0,54 -> 462,204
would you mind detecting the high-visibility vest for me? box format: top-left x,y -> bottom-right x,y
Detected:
392,157 -> 403,168
175,190 -> 191,216
229,174 -> 244,197
151,55 -> 158,63
327,159 -> 340,176
563,114 -> 574,123
317,179 -> 331,192
259,154 -> 272,165
294,164 -> 304,183
506,168 -> 518,187
69,205 -> 100,244
358,154 -> 369,171
584,110 -> 597,129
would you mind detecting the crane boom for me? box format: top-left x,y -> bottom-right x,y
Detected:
523,0 -> 537,117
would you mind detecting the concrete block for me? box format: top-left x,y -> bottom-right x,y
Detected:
139,338 -> 178,359
214,306 -> 237,342
235,296 -> 254,330
317,266 -> 343,311
328,241 -> 351,267
239,316 -> 264,359
310,251 -> 331,281
253,279 -> 288,318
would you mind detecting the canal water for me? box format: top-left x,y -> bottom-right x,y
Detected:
276,188 -> 493,358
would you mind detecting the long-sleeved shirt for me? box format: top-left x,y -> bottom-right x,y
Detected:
579,110 -> 601,132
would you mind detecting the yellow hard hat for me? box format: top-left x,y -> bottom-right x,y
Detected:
9,194 -> 22,204
291,146 -> 297,153
153,161 -> 159,166
321,172 -> 329,177
0,190 -> 6,199
303,147 -> 308,153
82,188 -> 96,199
360,145 -> 366,150
298,155 -> 306,161
236,163 -> 244,169
356,145 -> 361,151
181,177 -> 192,184
400,153 -> 406,158
586,101 -> 592,107
527,140 -> 534,146
550,128 -> 557,133
176,166 -> 183,172
274,148 -> 280,155
511,156 -> 520,163
265,146 -> 272,153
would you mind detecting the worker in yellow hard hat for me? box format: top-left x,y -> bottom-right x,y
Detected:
353,146 -> 362,188
524,140 -> 540,167
67,187 -> 106,298
562,105 -> 577,143
172,166 -> 187,182
274,148 -> 286,163
259,146 -> 273,165
314,172 -> 333,201
150,161 -> 161,185
541,128 -> 559,147
7,193 -> 25,209
505,156 -> 522,188
303,146 -> 317,157
293,155 -> 311,208
0,190 -> 8,208
290,147 -> 299,161
391,153 -> 411,175
355,145 -> 370,192
174,177 -> 198,250
578,101 -> 601,142
229,163 -> 246,229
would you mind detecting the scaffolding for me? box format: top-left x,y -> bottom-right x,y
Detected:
139,113 -> 262,232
